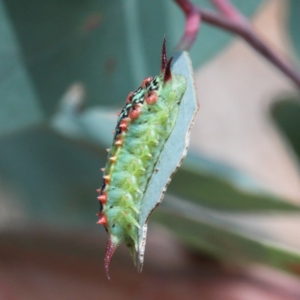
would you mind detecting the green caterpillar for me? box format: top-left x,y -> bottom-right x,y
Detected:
97,39 -> 187,279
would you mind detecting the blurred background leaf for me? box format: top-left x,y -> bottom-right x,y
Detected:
0,0 -> 43,137
1,0 -> 300,286
288,0 -> 300,61
271,98 -> 300,160
155,195 -> 300,277
3,0 -> 262,115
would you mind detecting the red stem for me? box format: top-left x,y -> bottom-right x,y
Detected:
174,0 -> 300,89
174,0 -> 201,51
211,0 -> 246,24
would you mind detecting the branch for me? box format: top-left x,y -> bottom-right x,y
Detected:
173,0 -> 201,51
211,0 -> 247,24
174,0 -> 300,89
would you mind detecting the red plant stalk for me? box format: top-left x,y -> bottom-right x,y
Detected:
174,0 -> 201,51
211,0 -> 247,24
174,0 -> 300,88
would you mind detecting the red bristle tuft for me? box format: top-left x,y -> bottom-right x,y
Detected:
104,237 -> 118,280
161,37 -> 167,72
164,57 -> 173,83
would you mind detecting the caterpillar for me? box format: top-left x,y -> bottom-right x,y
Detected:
97,39 -> 187,279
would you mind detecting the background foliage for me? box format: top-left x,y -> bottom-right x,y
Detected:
1,0 -> 300,278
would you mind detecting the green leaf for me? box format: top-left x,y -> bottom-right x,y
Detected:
271,98 -> 300,160
3,0 -> 262,116
135,51 -> 199,271
0,127 -> 105,227
0,0 -> 43,137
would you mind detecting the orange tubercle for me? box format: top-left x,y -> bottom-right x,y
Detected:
103,175 -> 110,184
115,139 -> 122,146
145,91 -> 157,105
97,194 -> 107,204
141,76 -> 153,88
119,120 -> 128,131
129,105 -> 141,119
97,214 -> 107,226
109,156 -> 117,163
126,92 -> 133,104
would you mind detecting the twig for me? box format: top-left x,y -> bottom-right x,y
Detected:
174,0 -> 300,88
211,0 -> 247,24
174,0 -> 201,51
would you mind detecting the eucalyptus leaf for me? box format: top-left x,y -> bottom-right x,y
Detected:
135,51 -> 198,271
271,98 -> 300,161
